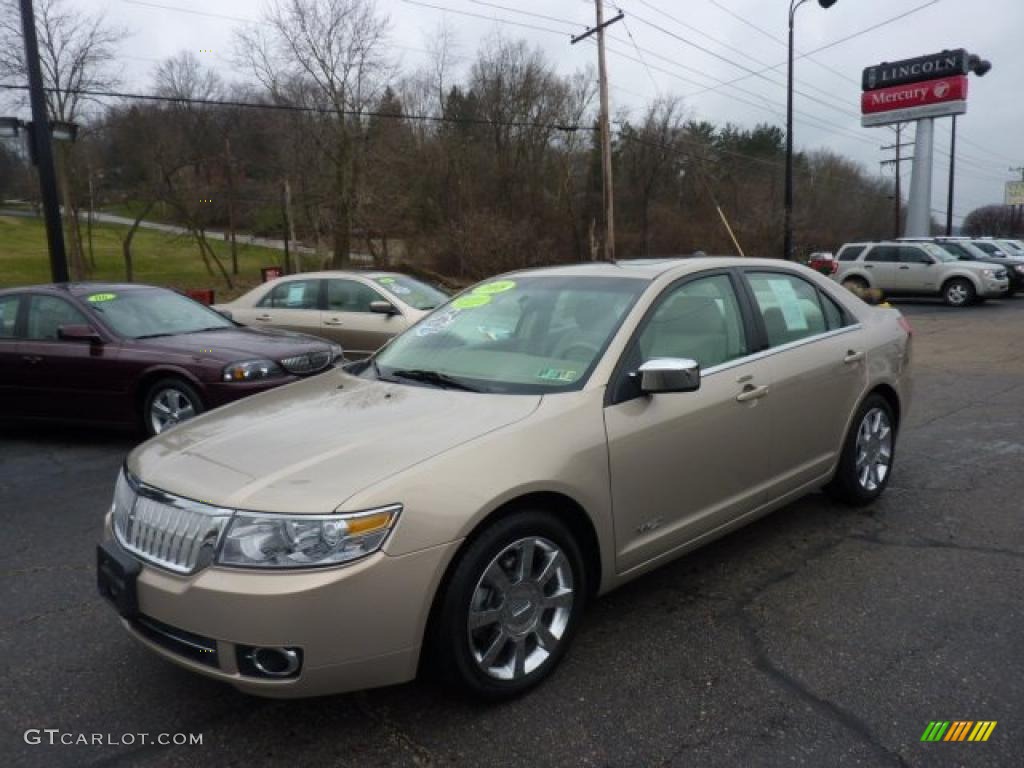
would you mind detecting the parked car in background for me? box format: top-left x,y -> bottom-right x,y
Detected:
901,237 -> 1024,294
834,241 -> 1009,306
98,258 -> 911,700
807,252 -> 837,275
217,272 -> 449,358
971,239 -> 1014,259
0,283 -> 341,435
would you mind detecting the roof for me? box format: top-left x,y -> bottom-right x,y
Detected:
0,282 -> 163,296
506,256 -> 797,281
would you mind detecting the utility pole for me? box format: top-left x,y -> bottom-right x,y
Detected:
572,2 -> 623,262
281,178 -> 293,275
19,0 -> 68,282
880,125 -> 913,238
945,116 -> 958,236
224,137 -> 239,275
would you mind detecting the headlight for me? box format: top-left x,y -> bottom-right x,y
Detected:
216,505 -> 401,568
223,359 -> 284,382
981,269 -> 995,278
1015,265 -> 1024,274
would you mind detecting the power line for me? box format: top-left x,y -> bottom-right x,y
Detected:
399,0 -> 572,37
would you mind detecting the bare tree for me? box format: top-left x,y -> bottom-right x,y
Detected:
0,0 -> 127,279
235,0 -> 392,268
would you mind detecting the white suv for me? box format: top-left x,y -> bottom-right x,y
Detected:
834,241 -> 1009,307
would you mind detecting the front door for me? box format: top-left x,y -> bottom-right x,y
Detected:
863,245 -> 901,292
894,246 -> 938,293
604,272 -> 775,574
323,279 -> 408,358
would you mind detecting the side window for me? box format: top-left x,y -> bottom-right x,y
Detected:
865,246 -> 897,263
326,280 -> 384,313
838,245 -> 865,262
747,272 -> 828,348
898,247 -> 931,264
636,275 -> 748,370
26,295 -> 89,341
0,295 -> 19,338
820,292 -> 848,330
258,280 -> 320,309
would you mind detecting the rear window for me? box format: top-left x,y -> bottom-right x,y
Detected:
838,245 -> 866,262
0,295 -> 19,338
866,246 -> 898,263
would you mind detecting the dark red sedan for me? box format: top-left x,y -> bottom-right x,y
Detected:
0,283 -> 342,435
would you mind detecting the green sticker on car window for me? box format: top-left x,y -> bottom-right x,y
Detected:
537,368 -> 578,382
376,277 -> 396,284
452,294 -> 492,310
472,280 -> 516,295
87,293 -> 117,303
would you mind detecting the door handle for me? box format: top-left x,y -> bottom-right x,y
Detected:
22,355 -> 43,364
256,314 -> 272,321
898,265 -> 910,270
864,264 -> 874,268
323,318 -> 344,326
736,384 -> 769,403
844,350 -> 866,364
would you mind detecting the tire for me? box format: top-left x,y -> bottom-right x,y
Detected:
142,377 -> 205,436
942,278 -> 975,307
825,394 -> 896,507
841,277 -> 868,295
428,510 -> 588,700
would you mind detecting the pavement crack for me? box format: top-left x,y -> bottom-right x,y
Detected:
848,531 -> 1024,561
0,601 -> 100,634
351,693 -> 436,766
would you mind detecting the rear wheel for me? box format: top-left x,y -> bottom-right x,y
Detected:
826,394 -> 896,506
943,278 -> 975,307
429,510 -> 587,700
143,378 -> 204,436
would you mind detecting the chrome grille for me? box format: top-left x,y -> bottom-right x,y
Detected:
111,472 -> 232,574
280,350 -> 332,376
996,269 -> 1007,280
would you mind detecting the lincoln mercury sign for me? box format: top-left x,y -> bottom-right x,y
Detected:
862,50 -> 971,128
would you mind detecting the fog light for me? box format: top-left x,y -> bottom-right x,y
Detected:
237,645 -> 302,678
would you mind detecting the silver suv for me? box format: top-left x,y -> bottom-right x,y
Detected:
834,241 -> 1009,307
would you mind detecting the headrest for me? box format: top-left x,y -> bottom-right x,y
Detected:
654,295 -> 725,334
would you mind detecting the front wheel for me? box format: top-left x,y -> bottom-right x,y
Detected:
429,510 -> 587,700
143,378 -> 204,436
943,278 -> 975,307
826,394 -> 896,506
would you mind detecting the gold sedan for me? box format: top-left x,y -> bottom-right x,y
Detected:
216,271 -> 448,358
98,258 -> 912,700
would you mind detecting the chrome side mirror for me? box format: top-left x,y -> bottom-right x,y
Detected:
637,358 -> 701,394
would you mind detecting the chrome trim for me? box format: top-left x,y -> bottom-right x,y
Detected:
701,324 -> 863,378
249,647 -> 301,677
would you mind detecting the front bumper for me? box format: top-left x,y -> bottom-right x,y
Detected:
101,521 -> 459,698
979,278 -> 1010,298
203,377 -> 300,409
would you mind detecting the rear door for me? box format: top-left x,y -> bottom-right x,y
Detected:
322,278 -> 408,357
863,245 -> 900,291
0,294 -> 24,417
246,279 -> 323,336
742,270 -> 867,493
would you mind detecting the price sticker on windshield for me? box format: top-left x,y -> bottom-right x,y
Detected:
452,294 -> 492,310
88,293 -> 117,303
472,280 -> 516,296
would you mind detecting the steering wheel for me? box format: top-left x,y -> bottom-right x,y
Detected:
558,341 -> 601,363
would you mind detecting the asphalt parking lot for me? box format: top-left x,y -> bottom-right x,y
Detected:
2,296 -> 1022,768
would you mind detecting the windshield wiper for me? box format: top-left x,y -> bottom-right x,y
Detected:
389,368 -> 481,392
134,332 -> 176,339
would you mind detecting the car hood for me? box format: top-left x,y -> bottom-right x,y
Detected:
127,371 -> 542,513
133,327 -> 331,362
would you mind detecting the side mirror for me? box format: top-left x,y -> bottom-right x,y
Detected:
58,324 -> 102,343
636,358 -> 701,394
370,300 -> 399,316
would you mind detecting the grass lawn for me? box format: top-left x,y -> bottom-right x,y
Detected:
0,214 -> 285,300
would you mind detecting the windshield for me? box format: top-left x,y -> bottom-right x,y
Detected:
921,243 -> 956,262
973,242 -> 1005,256
371,275 -> 449,310
84,289 -> 234,339
372,275 -> 647,394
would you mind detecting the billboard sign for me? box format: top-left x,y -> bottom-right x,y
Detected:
863,49 -> 969,91
1006,181 -> 1024,206
861,75 -> 968,127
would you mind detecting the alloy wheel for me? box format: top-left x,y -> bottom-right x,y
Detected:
854,407 -> 893,492
149,387 -> 198,434
467,537 -> 574,682
946,283 -> 969,306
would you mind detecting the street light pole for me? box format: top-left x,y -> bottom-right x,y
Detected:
19,0 -> 69,282
784,0 -> 837,261
945,115 -> 957,236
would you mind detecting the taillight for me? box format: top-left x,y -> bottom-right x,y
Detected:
898,316 -> 913,337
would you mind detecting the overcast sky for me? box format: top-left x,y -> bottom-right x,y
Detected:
73,0 -> 1023,226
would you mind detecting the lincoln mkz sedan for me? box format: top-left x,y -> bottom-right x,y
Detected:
0,283 -> 341,435
97,259 -> 912,699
